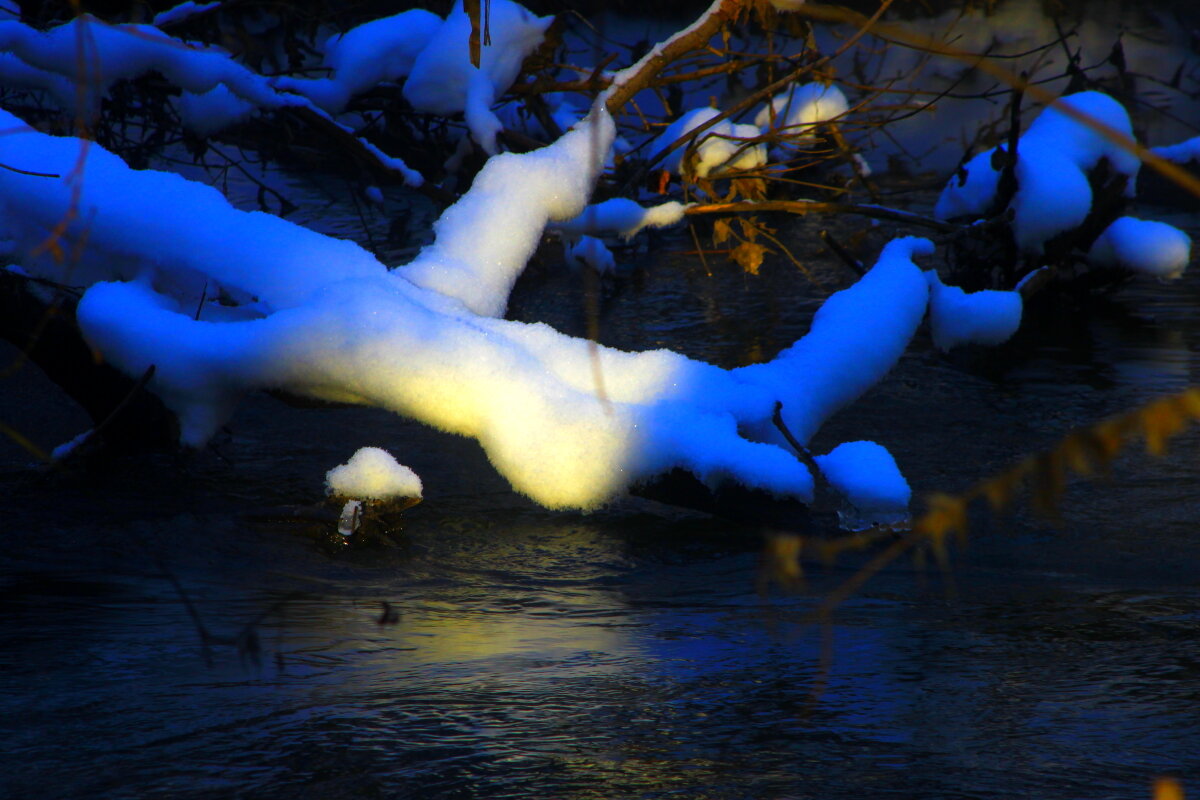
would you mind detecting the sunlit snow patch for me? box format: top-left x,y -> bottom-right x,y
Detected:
755,82 -> 849,144
326,447 -> 423,501
651,107 -> 766,178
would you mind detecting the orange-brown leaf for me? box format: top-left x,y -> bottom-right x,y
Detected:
730,240 -> 770,274
712,217 -> 733,246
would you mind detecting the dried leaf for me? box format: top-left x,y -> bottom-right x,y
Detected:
1180,387 -> 1200,418
1059,432 -> 1095,475
761,533 -> 804,590
730,240 -> 770,274
732,177 -> 767,200
1029,450 -> 1066,518
1153,777 -> 1184,800
712,217 -> 732,246
738,216 -> 758,241
918,493 -> 968,545
981,466 -> 1022,512
1140,397 -> 1187,456
656,169 -> 671,195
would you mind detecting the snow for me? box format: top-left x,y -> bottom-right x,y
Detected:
1088,217 -> 1192,280
0,108 -> 385,310
177,84 -> 255,137
754,82 -> 849,143
738,237 -> 934,447
326,447 -> 423,500
274,9 -> 440,114
934,91 -> 1141,254
651,107 -> 766,178
554,198 -> 688,240
401,108 -> 616,317
0,5 -> 434,177
925,271 -> 1023,351
825,0 -> 1200,174
814,440 -> 911,530
51,430 -> 93,461
0,52 -> 76,109
933,149 -> 1003,221
355,136 -> 425,187
0,15 -> 287,115
0,2 -> 1043,513
0,96 -> 949,510
0,2 -> 1122,515
403,0 -> 552,153
565,236 -> 616,273
152,1 -> 221,28
1152,136 -> 1200,166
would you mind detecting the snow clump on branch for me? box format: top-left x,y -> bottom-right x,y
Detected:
934,91 -> 1192,281
651,107 -> 767,178
403,0 -> 553,154
0,95 -> 990,511
755,82 -> 849,144
273,9 -> 441,114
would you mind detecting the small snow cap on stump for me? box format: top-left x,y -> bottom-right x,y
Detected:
325,447 -> 423,501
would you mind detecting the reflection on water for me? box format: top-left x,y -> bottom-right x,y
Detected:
4,503 -> 1200,798
3,164 -> 1200,797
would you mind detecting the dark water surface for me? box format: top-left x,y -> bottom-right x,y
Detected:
2,177 -> 1200,799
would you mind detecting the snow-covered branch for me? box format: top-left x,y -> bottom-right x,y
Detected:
0,98 -> 956,514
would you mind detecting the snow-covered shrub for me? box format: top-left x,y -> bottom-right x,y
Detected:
935,91 -> 1192,285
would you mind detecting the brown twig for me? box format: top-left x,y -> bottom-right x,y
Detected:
819,229 -> 866,277
791,3 -> 1200,199
685,200 -> 956,231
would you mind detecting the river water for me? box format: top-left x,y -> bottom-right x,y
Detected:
3,163 -> 1200,798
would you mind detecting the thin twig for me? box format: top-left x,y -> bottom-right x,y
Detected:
686,199 -> 956,232
819,229 -> 865,277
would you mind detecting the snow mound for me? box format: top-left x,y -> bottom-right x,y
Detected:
402,0 -> 552,153
1088,216 -> 1192,280
565,236 -> 616,273
755,82 -> 849,143
274,9 -> 440,114
815,440 -> 911,530
925,271 -> 1022,351
652,107 -> 766,178
326,447 -> 423,500
935,91 -> 1141,253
